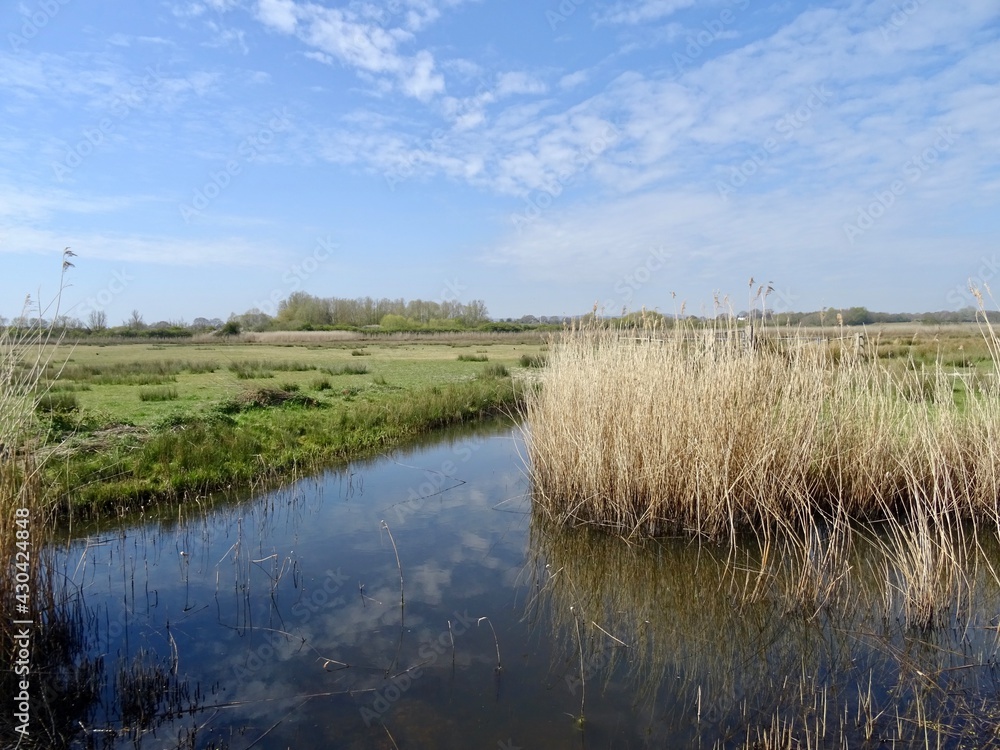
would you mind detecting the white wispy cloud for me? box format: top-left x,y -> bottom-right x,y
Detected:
597,0 -> 696,25
253,0 -> 446,100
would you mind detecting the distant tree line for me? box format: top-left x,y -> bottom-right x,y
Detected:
227,292 -> 491,332
744,306 -> 1000,326
0,293 -> 493,337
3,300 -> 997,339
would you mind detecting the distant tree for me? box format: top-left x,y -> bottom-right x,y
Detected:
191,317 -> 213,329
53,315 -> 81,328
278,292 -> 331,327
236,308 -> 272,331
218,319 -> 241,336
379,313 -> 411,330
126,309 -> 146,330
461,299 -> 489,326
841,307 -> 873,326
87,309 -> 108,332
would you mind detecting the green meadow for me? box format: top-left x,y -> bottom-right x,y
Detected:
30,337 -> 547,514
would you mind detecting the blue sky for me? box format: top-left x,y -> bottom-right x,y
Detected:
2,0 -> 998,323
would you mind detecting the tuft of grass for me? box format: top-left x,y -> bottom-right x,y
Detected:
184,360 -> 217,374
229,360 -> 275,379
477,363 -> 510,379
270,360 -> 318,371
311,377 -> 332,391
519,353 -> 547,368
350,349 -> 370,356
36,391 -> 80,412
458,353 -> 489,362
324,363 -> 369,376
138,386 -> 179,402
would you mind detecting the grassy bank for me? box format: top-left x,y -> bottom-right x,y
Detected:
524,310 -> 1000,628
30,339 -> 539,514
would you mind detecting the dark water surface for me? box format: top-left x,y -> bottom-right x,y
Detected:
54,421 -> 1000,748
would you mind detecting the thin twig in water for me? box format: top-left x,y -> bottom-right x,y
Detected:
380,520 -> 404,610
573,607 -> 586,721
382,724 -> 400,750
448,620 -> 455,667
477,616 -> 502,672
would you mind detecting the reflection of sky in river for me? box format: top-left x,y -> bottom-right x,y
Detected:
58,424 -> 594,748
52,421 -> 1000,749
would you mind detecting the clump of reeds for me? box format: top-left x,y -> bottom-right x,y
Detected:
523,291 -> 1000,628
0,250 -> 103,744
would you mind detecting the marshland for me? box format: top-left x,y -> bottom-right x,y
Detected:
7,284 -> 1000,747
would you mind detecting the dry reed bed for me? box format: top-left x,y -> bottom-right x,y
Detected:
524,317 -> 1000,629
526,320 -> 1000,536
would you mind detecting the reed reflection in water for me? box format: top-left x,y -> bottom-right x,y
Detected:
527,510 -> 1000,747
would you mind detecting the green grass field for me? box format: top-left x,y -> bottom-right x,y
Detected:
30,338 -> 547,514
40,339 -> 544,426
